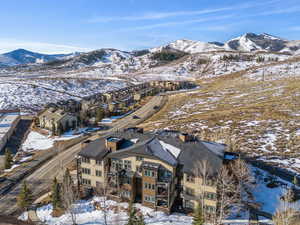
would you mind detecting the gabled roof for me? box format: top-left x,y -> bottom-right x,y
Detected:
79,129 -> 226,175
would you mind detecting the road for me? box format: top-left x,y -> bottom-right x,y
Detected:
0,95 -> 166,216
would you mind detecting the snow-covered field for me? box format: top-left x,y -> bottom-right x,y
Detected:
22,131 -> 55,151
17,165 -> 292,225
0,78 -> 126,111
36,197 -> 192,225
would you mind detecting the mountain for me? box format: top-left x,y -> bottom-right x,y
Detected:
151,39 -> 223,54
224,33 -> 287,52
0,49 -> 76,67
1,32 -> 299,69
150,33 -> 300,55
44,48 -> 132,68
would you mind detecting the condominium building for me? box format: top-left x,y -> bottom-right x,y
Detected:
77,128 -> 225,213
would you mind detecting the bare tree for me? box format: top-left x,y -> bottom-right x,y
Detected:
273,189 -> 300,225
212,166 -> 241,225
230,158 -> 254,206
193,160 -> 210,221
95,182 -> 110,225
62,169 -> 79,225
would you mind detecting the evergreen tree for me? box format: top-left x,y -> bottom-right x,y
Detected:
62,168 -> 73,196
96,108 -> 104,123
4,148 -> 13,169
17,181 -> 33,210
51,121 -> 56,136
136,214 -> 146,225
57,123 -> 64,136
52,177 -> 62,210
126,201 -> 138,225
192,203 -> 205,225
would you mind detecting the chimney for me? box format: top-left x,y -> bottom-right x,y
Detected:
179,133 -> 192,142
81,139 -> 92,149
106,137 -> 123,152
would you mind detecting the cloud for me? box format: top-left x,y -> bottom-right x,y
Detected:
0,39 -> 91,54
87,7 -> 232,23
259,6 -> 300,16
120,15 -> 235,31
87,0 -> 279,23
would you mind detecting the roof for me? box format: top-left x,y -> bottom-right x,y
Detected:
0,112 -> 20,140
78,138 -> 110,160
38,108 -> 75,122
79,129 -> 225,174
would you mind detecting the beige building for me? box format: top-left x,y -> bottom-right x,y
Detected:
38,108 -> 77,133
78,129 -> 225,214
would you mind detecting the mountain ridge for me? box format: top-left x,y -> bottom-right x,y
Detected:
0,32 -> 299,68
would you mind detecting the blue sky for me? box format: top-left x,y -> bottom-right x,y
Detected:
0,0 -> 299,54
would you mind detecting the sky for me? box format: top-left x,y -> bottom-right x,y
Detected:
0,0 -> 300,54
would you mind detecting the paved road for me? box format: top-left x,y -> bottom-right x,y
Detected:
0,95 -> 166,216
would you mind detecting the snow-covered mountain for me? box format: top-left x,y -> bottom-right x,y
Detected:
151,33 -> 300,54
1,33 -> 299,70
151,39 -> 223,54
224,33 -> 287,52
45,48 -> 132,69
0,49 -> 76,67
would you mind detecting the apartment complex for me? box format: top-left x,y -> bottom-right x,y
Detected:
77,128 -> 225,213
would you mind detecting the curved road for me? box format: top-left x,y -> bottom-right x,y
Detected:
0,95 -> 166,216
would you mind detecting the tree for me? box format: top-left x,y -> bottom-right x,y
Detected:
230,158 -> 254,205
126,201 -> 139,225
62,169 -> 78,225
273,190 -> 300,225
95,108 -> 104,123
211,166 -> 241,225
193,160 -> 210,220
51,121 -> 56,136
17,181 -> 33,211
95,182 -> 110,225
57,123 -> 64,136
52,177 -> 62,210
192,202 -> 205,225
136,214 -> 146,225
4,148 -> 13,169
293,176 -> 299,187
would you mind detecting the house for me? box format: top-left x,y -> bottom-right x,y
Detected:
38,108 -> 78,133
77,128 -> 225,214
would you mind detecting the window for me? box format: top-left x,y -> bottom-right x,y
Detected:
121,191 -> 131,198
96,160 -> 102,165
144,182 -> 155,190
185,187 -> 195,197
205,192 -> 216,200
124,160 -> 132,170
186,174 -> 195,183
136,156 -> 144,161
82,178 -> 91,185
206,179 -> 215,186
82,168 -> 91,175
185,200 -> 195,209
145,170 -> 155,177
144,195 -> 155,203
96,170 -> 102,177
204,205 -> 216,213
81,157 -> 90,164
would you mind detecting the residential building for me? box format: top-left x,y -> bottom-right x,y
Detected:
77,128 -> 225,214
38,107 -> 78,133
